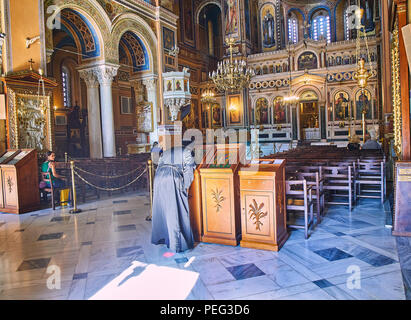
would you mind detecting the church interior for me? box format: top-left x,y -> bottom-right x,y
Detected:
0,0 -> 410,301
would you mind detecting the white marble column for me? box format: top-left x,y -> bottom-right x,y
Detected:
143,78 -> 159,144
94,65 -> 119,158
78,69 -> 103,159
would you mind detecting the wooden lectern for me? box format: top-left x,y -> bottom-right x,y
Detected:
238,159 -> 288,251
0,149 -> 40,214
197,144 -> 245,246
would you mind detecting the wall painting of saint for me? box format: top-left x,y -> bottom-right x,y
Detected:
182,0 -> 194,45
334,91 -> 350,121
356,89 -> 372,120
261,4 -> 276,51
227,95 -> 242,126
224,0 -> 239,37
212,104 -> 222,127
255,98 -> 269,125
273,97 -> 286,124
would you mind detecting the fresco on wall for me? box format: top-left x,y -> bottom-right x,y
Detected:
298,52 -> 318,70
273,97 -> 286,124
334,91 -> 350,121
261,4 -> 276,50
360,0 -> 375,34
163,27 -> 175,51
212,104 -> 222,127
255,98 -> 269,125
244,0 -> 251,41
224,0 -> 239,37
182,0 -> 194,44
356,89 -> 372,120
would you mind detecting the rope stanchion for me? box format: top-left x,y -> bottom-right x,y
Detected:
74,165 -> 144,179
73,167 -> 147,191
145,160 -> 154,221
69,160 -> 82,214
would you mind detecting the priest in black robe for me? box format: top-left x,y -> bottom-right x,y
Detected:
151,142 -> 196,252
151,104 -> 196,252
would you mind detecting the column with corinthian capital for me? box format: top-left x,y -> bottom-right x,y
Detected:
78,68 -> 103,159
94,64 -> 119,157
142,77 -> 159,144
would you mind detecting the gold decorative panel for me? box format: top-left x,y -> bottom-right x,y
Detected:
8,90 -> 53,152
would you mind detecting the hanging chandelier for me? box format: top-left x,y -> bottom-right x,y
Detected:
200,85 -> 216,106
209,37 -> 255,92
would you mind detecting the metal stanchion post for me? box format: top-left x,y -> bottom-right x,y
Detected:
69,160 -> 82,214
145,159 -> 154,221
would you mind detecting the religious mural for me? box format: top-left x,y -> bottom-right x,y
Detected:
273,97 -> 286,124
360,0 -> 376,35
261,4 -> 276,50
356,89 -> 372,120
298,52 -> 318,70
227,95 -> 242,126
244,0 -> 251,41
224,0 -> 239,37
212,104 -> 222,127
182,0 -> 194,45
163,27 -> 175,51
255,98 -> 269,125
334,91 -> 350,121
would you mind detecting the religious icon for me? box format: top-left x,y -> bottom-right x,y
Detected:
255,98 -> 269,125
262,5 -> 275,49
225,0 -> 239,35
334,91 -> 350,121
360,0 -> 375,34
183,0 -> 194,42
273,97 -> 286,124
167,81 -> 172,91
356,89 -> 372,120
298,52 -> 318,70
176,80 -> 182,91
228,95 -> 241,125
212,104 -> 222,127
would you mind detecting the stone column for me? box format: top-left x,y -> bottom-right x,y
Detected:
143,78 -> 159,144
78,68 -> 103,159
94,65 -> 119,158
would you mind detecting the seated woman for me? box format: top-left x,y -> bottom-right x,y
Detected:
41,151 -> 66,188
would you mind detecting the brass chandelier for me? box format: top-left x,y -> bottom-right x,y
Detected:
209,37 -> 255,92
200,85 -> 216,106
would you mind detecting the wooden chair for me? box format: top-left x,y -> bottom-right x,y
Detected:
39,172 -> 68,210
286,179 -> 315,239
355,160 -> 385,204
322,166 -> 356,211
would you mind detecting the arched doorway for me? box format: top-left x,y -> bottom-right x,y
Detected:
298,90 -> 320,141
198,4 -> 223,60
50,8 -> 104,158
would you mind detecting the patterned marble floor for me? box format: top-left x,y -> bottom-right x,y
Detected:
0,192 -> 406,300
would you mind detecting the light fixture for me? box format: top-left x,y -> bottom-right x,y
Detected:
209,37 -> 255,92
283,43 -> 299,103
200,86 -> 216,105
352,0 -> 374,142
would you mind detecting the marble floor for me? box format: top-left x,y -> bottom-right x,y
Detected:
0,192 -> 407,300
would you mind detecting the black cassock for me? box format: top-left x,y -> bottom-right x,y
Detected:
151,146 -> 196,252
